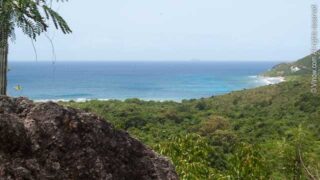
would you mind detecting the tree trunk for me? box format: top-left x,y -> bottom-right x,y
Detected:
0,28 -> 8,96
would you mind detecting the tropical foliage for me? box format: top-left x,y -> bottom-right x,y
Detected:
263,51 -> 318,77
0,0 -> 71,95
0,0 -> 71,42
64,75 -> 320,179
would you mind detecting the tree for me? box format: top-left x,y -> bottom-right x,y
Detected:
283,125 -> 320,180
155,134 -> 220,179
0,0 -> 71,95
229,143 -> 271,179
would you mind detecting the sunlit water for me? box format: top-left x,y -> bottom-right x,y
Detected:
8,61 -> 282,101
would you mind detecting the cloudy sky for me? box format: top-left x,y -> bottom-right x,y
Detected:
10,0 -> 313,61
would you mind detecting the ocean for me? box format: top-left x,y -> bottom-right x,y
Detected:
7,61 -> 282,101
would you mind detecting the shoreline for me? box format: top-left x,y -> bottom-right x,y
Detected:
33,75 -> 286,103
34,98 -> 179,103
253,75 -> 286,85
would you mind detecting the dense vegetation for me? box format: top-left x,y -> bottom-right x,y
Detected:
64,64 -> 320,179
263,52 -> 315,77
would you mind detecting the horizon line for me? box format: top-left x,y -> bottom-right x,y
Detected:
9,59 -> 292,63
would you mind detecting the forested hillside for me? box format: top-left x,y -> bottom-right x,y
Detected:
263,52 -> 317,77
64,75 -> 320,179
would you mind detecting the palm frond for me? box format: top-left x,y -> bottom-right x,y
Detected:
0,0 -> 71,42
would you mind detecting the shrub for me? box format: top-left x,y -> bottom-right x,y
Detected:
198,116 -> 230,136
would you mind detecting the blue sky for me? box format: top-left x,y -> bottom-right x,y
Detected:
10,0 -> 313,61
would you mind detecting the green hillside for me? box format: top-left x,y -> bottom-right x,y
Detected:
263,52 -> 316,77
63,57 -> 320,179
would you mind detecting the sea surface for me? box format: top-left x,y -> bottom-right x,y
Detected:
8,61 -> 282,101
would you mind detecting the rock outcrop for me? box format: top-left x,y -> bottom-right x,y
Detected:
0,96 -> 178,180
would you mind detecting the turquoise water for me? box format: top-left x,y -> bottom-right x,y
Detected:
8,61 -> 279,101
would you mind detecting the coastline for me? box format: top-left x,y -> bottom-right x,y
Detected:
34,98 -> 178,103
34,75 -> 286,103
253,75 -> 286,85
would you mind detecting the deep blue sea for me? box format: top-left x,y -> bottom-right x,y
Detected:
7,61 -> 281,101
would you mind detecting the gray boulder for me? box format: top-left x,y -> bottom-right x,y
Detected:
0,96 -> 178,180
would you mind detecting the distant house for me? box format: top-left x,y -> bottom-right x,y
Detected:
290,66 -> 300,72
